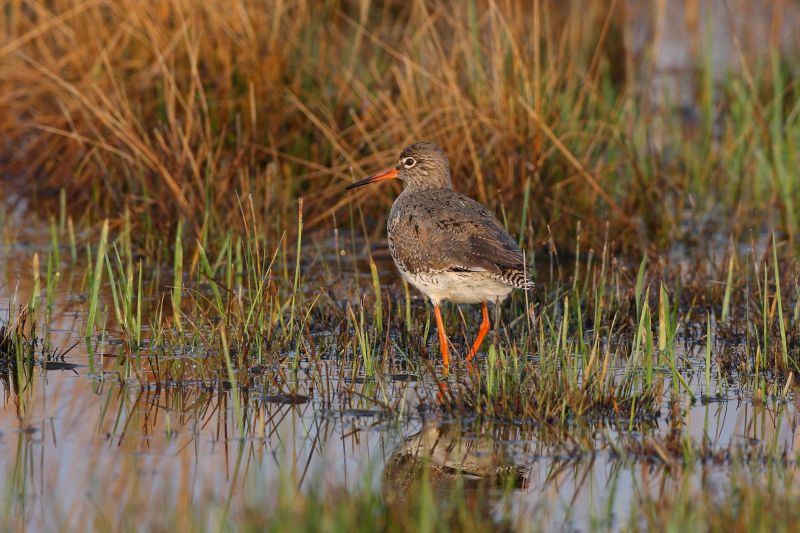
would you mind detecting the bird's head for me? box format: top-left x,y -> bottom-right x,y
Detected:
346,141 -> 452,192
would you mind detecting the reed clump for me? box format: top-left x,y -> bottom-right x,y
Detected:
3,1 -> 799,252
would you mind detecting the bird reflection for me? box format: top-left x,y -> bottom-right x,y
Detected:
382,420 -> 528,512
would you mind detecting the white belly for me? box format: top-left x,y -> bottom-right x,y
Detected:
402,270 -> 513,305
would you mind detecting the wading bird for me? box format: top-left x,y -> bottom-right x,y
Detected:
346,142 -> 533,372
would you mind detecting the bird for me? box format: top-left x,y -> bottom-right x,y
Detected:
346,141 -> 533,372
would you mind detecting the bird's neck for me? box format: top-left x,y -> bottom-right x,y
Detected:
402,181 -> 453,193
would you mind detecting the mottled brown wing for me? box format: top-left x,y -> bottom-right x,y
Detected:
389,189 -> 526,276
436,196 -> 525,273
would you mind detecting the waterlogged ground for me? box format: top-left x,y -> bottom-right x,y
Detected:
2,217 -> 800,531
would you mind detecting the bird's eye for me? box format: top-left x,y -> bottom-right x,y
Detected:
402,157 -> 416,168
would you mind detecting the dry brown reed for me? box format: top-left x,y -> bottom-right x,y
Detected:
3,0 -> 799,251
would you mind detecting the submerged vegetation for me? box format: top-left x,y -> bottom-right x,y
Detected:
2,0 -> 800,531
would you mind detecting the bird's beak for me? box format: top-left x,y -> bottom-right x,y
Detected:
345,167 -> 399,190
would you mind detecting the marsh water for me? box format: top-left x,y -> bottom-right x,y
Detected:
2,213 -> 799,531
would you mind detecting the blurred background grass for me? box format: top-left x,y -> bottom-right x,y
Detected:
2,0 -> 800,252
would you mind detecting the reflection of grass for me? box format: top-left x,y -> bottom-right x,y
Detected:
0,307 -> 36,412
635,463 -> 800,532
3,412 -> 800,533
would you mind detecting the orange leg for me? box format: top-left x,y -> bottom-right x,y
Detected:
433,304 -> 449,373
466,302 -> 490,362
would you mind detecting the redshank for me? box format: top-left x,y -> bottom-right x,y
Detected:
346,141 -> 533,372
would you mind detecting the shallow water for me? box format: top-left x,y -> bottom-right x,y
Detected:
1,219 -> 799,531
